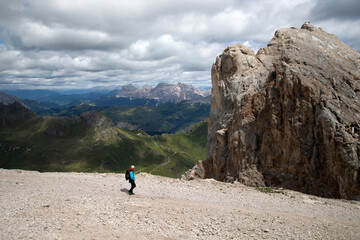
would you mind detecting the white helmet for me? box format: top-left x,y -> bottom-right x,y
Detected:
131,165 -> 135,169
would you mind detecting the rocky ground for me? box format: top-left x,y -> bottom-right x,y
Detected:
0,168 -> 359,239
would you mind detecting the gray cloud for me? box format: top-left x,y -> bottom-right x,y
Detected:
311,0 -> 360,21
0,0 -> 359,90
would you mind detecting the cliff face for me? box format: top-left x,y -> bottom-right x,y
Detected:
185,23 -> 360,199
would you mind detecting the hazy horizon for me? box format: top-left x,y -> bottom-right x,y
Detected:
1,82 -> 213,94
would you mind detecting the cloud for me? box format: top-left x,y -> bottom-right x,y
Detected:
0,0 -> 359,90
18,22 -> 122,51
311,0 -> 360,21
308,0 -> 360,51
313,19 -> 360,51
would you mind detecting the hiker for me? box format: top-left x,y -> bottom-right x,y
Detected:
128,165 -> 136,195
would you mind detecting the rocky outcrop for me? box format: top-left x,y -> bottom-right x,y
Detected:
80,112 -> 122,145
80,112 -> 114,129
185,23 -> 360,199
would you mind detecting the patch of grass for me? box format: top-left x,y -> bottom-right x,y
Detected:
257,187 -> 285,194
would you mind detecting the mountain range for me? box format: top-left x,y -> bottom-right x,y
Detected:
2,82 -> 211,109
0,83 -> 211,135
110,82 -> 208,103
0,92 -> 50,113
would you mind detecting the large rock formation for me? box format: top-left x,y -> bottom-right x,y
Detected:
184,23 -> 360,200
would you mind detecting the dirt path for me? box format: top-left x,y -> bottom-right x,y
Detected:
0,168 -> 359,239
149,152 -> 175,174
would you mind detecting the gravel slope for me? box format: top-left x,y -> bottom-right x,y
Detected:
0,168 -> 359,239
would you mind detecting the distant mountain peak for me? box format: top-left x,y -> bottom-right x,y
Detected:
121,84 -> 137,91
113,82 -> 206,103
0,102 -> 35,127
0,92 -> 49,113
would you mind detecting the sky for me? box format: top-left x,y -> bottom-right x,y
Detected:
0,0 -> 359,90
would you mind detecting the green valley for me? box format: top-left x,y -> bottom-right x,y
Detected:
0,103 -> 207,178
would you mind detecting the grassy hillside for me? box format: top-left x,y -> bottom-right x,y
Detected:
101,102 -> 210,134
149,120 -> 207,177
0,106 -> 207,178
39,101 -> 210,135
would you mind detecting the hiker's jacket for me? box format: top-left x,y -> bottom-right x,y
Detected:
129,170 -> 135,181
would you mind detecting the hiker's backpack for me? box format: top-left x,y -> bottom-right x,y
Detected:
125,170 -> 130,180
